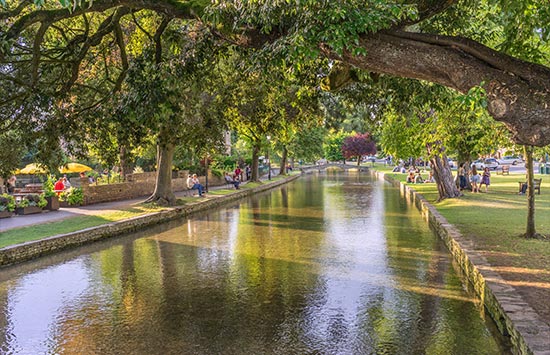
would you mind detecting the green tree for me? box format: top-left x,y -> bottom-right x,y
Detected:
3,0 -> 550,147
323,130 -> 347,163
288,125 -> 327,165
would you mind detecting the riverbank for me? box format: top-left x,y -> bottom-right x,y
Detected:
0,174 -> 300,267
372,166 -> 550,355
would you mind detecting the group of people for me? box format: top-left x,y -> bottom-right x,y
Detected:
458,164 -> 491,193
402,163 -> 492,193
186,166 -> 249,197
405,168 -> 435,184
186,173 -> 205,197
224,171 -> 241,189
54,175 -> 72,195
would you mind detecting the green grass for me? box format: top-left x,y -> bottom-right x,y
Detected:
0,205 -> 165,248
374,165 -> 550,284
0,176 -> 296,248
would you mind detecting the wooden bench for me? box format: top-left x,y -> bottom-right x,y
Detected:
518,178 -> 542,194
535,178 -> 542,194
496,165 -> 510,175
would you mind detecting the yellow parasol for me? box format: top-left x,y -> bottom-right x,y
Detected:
16,163 -> 47,175
58,162 -> 93,174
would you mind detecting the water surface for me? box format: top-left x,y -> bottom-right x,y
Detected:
0,173 -> 510,354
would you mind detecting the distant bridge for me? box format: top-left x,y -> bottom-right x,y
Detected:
299,163 -> 369,173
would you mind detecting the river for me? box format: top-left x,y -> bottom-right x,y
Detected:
0,172 -> 510,354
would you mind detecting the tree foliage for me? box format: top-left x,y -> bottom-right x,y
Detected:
341,133 -> 376,164
323,130 -> 347,163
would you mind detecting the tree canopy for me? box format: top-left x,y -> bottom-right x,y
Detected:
1,0 -> 550,174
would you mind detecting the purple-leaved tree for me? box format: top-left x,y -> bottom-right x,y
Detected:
341,133 -> 376,166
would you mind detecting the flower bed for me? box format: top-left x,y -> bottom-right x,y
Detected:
0,194 -> 16,217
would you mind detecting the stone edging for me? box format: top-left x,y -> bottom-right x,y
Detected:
0,175 -> 300,268
373,170 -> 550,355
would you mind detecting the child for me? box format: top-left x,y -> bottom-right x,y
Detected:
479,167 -> 491,192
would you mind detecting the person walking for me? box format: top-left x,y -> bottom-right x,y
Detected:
479,167 -> 491,192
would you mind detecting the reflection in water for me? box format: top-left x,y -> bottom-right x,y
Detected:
0,173 -> 510,354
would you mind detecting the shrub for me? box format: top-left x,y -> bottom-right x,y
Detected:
60,187 -> 84,205
0,194 -> 16,212
17,194 -> 46,208
42,176 -> 56,197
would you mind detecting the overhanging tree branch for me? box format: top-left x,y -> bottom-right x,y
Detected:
319,30 -> 550,146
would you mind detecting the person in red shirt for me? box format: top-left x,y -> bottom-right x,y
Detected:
234,167 -> 242,180
54,177 -> 65,195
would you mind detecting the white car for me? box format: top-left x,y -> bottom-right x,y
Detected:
498,156 -> 523,165
471,158 -> 500,170
447,158 -> 455,168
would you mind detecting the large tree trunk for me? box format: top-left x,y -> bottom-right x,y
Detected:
251,144 -> 260,182
119,144 -> 134,181
429,155 -> 462,200
280,146 -> 288,176
523,145 -> 537,238
147,136 -> 176,206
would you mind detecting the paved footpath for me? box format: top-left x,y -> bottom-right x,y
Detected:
0,185 -> 231,233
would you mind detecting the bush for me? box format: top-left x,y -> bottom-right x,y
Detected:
0,193 -> 16,212
210,168 -> 223,177
60,187 -> 84,205
17,193 -> 47,208
181,164 -> 206,176
42,176 -> 56,197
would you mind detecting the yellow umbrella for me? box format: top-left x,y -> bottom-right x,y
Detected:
59,162 -> 93,174
17,163 -> 47,174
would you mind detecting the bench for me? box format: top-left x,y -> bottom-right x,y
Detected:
183,187 -> 195,197
497,165 -> 510,175
518,178 -> 542,194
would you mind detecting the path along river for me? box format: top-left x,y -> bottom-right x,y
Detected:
0,172 -> 511,354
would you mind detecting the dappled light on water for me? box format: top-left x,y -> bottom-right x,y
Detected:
0,174 -> 511,354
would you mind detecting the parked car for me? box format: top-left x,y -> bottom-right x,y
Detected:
447,158 -> 455,168
363,156 -> 377,163
471,158 -> 500,170
498,155 -> 523,165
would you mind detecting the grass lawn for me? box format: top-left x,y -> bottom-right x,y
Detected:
0,205 -> 166,249
374,164 -> 550,320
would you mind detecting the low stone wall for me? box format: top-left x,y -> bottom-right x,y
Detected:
0,175 -> 300,268
372,170 -> 550,355
82,172 -> 228,205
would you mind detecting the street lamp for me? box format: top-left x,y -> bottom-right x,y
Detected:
267,135 -> 271,180
205,154 -> 209,192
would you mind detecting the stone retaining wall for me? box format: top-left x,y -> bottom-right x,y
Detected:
0,175 -> 300,268
82,172 -> 228,205
373,170 -> 550,355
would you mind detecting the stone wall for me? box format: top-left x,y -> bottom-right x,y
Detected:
82,171 -> 228,205
372,170 -> 550,355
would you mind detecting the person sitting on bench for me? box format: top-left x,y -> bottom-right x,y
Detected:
188,173 -> 205,196
224,172 -> 240,189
